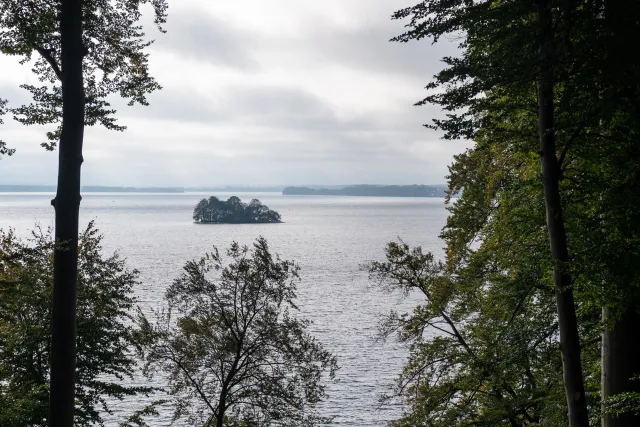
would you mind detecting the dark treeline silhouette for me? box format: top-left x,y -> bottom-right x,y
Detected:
193,196 -> 282,224
283,184 -> 447,197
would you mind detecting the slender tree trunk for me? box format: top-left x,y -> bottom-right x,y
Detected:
48,0 -> 85,425
216,394 -> 226,427
602,304 -> 640,426
599,1 -> 640,424
536,1 -> 589,426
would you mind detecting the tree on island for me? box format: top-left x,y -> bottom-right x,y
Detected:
193,196 -> 282,224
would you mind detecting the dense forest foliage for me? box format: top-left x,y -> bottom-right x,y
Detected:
368,1 -> 640,426
193,196 -> 282,224
0,224 -> 154,426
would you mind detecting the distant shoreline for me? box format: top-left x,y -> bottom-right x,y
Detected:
282,185 -> 450,198
0,184 -> 451,195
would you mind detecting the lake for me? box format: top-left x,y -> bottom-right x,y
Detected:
0,192 -> 449,426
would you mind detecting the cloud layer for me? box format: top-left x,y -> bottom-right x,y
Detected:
0,0 -> 468,186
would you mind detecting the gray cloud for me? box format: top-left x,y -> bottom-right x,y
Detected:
120,84 -> 376,132
0,121 -> 465,187
303,25 -> 460,81
0,0 -> 470,187
74,131 -> 456,187
151,4 -> 458,81
0,84 -> 36,110
152,8 -> 259,70
120,86 -> 223,123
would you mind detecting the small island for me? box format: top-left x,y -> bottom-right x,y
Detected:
193,196 -> 282,224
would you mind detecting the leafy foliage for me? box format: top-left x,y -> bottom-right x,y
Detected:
135,238 -> 337,427
0,222 -> 154,426
193,197 -> 282,224
0,0 -> 168,149
0,97 -> 14,157
378,0 -> 640,425
371,86 -> 640,426
366,216 -> 577,426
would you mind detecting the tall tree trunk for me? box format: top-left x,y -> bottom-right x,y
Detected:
536,1 -> 589,426
48,0 -> 85,425
600,1 -> 640,424
216,395 -> 226,427
602,304 -> 640,426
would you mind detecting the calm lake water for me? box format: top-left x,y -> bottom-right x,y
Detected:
0,192 -> 449,426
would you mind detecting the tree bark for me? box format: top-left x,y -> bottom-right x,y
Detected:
536,1 -> 589,426
48,0 -> 85,425
602,305 -> 640,426
599,1 -> 640,425
216,351 -> 242,426
216,394 -> 226,427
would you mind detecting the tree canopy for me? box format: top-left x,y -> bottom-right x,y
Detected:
377,0 -> 640,425
135,238 -> 337,427
0,0 -> 168,150
1,2 -> 168,422
193,197 -> 282,224
0,222 -> 154,426
0,97 -> 13,157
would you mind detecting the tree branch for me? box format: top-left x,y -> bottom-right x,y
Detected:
165,350 -> 218,417
558,127 -> 581,170
35,46 -> 63,81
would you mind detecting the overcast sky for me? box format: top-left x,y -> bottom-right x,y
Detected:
0,0 -> 468,187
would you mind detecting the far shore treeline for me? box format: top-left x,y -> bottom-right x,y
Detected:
0,184 -> 451,196
193,196 -> 282,224
282,184 -> 449,197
